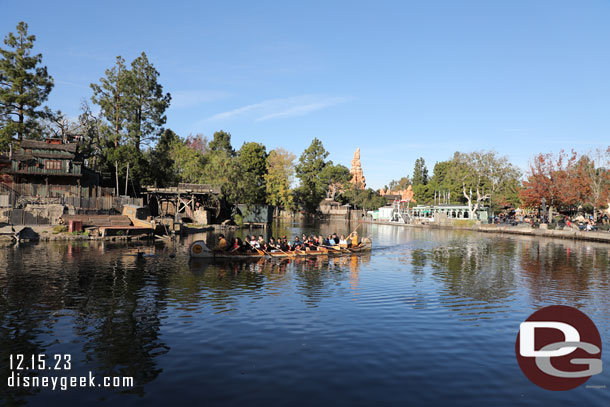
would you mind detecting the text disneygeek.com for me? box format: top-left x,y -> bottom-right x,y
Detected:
7,354 -> 133,391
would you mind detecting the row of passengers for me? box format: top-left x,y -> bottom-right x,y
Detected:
217,232 -> 359,253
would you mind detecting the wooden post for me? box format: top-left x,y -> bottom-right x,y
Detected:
77,179 -> 81,208
125,162 -> 129,197
175,194 -> 179,223
115,161 -> 119,196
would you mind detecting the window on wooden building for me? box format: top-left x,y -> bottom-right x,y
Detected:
45,160 -> 62,170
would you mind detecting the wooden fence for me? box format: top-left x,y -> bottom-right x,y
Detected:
62,196 -> 143,210
0,194 -> 11,207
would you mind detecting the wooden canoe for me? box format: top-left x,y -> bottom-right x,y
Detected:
189,238 -> 372,259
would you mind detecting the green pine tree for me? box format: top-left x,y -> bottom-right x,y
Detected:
237,142 -> 268,205
0,21 -> 54,149
412,157 -> 429,185
127,52 -> 171,151
91,52 -> 171,151
294,138 -> 331,212
209,130 -> 235,155
90,56 -> 130,147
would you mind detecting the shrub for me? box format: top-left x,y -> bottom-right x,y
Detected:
52,225 -> 68,234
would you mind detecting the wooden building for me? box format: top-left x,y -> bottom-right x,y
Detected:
1,138 -> 102,199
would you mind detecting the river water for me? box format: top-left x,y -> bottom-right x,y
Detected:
0,222 -> 608,406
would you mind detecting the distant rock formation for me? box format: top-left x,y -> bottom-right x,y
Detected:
350,148 -> 366,189
379,185 -> 416,203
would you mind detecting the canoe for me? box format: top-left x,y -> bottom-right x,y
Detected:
189,238 -> 372,259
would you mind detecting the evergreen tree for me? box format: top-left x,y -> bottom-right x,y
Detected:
294,138 -> 330,212
412,157 -> 429,185
90,56 -> 130,147
320,163 -> 351,200
144,128 -> 180,187
0,21 -> 54,148
209,130 -> 234,155
237,142 -> 268,205
127,52 -> 171,150
90,53 -> 170,151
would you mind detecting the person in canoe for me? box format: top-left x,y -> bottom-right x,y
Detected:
280,236 -> 290,252
257,235 -> 268,252
228,237 -> 242,253
338,235 -> 348,248
348,231 -> 359,248
292,236 -> 304,251
249,236 -> 260,252
304,236 -> 317,251
216,234 -> 228,251
268,237 -> 280,252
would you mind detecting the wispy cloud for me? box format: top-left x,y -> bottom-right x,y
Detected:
54,79 -> 90,89
170,90 -> 230,109
205,95 -> 350,122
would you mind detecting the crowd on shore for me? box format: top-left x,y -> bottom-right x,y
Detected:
215,232 -> 360,253
493,211 -> 610,232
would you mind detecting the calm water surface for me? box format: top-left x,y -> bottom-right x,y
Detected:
0,222 -> 609,406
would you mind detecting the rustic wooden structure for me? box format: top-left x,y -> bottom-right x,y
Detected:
0,138 -> 104,206
142,183 -> 221,222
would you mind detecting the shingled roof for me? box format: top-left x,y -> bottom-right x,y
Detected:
20,139 -> 78,153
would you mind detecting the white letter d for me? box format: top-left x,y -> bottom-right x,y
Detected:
520,322 -> 580,357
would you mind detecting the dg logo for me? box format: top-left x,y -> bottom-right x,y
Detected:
515,305 -> 603,391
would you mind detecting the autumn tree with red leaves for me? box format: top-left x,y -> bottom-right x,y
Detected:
574,147 -> 610,217
520,150 -> 580,219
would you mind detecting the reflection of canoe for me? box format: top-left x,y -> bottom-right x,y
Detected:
189,237 -> 372,259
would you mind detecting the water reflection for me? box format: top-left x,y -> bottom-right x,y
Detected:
0,242 -> 170,404
181,252 -> 370,308
519,238 -> 610,309
0,225 -> 609,406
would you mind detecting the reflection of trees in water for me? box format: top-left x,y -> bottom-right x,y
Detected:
519,239 -> 610,307
0,246 -> 58,404
291,254 -> 371,304
72,253 -> 171,396
426,237 -> 518,304
168,259 -> 269,312
292,257 -> 347,305
0,242 -> 171,401
178,254 -> 370,307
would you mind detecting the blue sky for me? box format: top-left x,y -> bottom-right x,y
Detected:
2,1 -> 610,188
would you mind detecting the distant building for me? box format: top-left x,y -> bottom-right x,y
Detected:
411,204 -> 490,222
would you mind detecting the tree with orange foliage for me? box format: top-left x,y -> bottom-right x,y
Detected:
574,147 -> 610,218
520,150 -> 580,219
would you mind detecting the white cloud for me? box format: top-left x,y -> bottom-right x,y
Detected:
205,95 -> 350,122
170,90 -> 230,109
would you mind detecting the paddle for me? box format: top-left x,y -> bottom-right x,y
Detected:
320,244 -> 341,251
246,240 -> 266,256
271,243 -> 293,256
345,221 -> 363,247
347,221 -> 362,239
